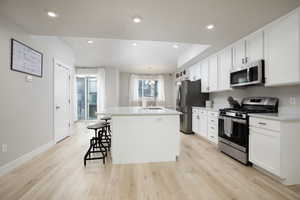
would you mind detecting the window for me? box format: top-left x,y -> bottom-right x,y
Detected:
76,76 -> 98,120
138,80 -> 158,98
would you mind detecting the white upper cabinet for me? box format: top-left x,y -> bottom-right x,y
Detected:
232,31 -> 264,69
200,59 -> 209,92
245,31 -> 264,63
218,47 -> 232,91
194,62 -> 201,81
187,63 -> 201,81
208,55 -> 219,92
232,40 -> 246,68
264,10 -> 300,86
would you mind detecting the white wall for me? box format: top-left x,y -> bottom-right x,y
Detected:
0,17 -> 75,168
105,68 -> 120,107
119,72 -> 176,108
211,85 -> 300,113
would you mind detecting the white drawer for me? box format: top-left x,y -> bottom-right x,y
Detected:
208,124 -> 218,133
208,126 -> 218,144
208,111 -> 218,118
250,117 -> 280,132
208,117 -> 218,126
199,109 -> 207,115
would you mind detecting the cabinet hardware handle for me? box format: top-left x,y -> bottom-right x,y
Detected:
258,122 -> 267,125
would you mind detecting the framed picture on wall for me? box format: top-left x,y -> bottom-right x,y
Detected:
10,38 -> 43,77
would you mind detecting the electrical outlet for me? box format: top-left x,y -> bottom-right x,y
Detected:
290,97 -> 296,105
2,144 -> 7,153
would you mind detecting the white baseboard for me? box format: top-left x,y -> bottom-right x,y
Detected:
0,141 -> 55,177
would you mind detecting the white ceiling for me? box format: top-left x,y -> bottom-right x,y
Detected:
61,37 -> 209,73
1,0 -> 300,72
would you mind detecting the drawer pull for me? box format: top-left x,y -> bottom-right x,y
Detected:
258,122 -> 267,126
210,127 -> 215,130
211,136 -> 214,138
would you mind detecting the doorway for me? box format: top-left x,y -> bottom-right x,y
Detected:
76,76 -> 98,120
54,60 -> 71,143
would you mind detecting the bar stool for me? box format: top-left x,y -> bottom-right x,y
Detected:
101,116 -> 112,150
84,122 -> 108,166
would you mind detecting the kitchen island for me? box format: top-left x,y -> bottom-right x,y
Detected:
98,107 -> 181,164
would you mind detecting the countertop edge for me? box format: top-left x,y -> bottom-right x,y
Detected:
109,113 -> 181,116
248,113 -> 300,121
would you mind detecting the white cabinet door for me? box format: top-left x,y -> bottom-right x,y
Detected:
198,110 -> 208,138
218,48 -> 232,91
187,65 -> 195,81
192,109 -> 199,134
264,11 -> 300,86
200,60 -> 209,92
245,31 -> 264,63
208,55 -> 218,92
194,63 -> 201,81
232,40 -> 246,69
249,128 -> 280,176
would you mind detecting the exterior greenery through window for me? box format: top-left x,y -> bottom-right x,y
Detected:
138,80 -> 158,98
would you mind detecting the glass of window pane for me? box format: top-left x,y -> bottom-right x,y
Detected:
76,77 -> 86,120
87,77 -> 97,120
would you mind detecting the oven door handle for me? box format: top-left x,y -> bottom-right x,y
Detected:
219,116 -> 247,124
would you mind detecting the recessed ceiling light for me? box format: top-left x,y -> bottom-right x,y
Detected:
173,44 -> 179,49
206,24 -> 214,30
87,40 -> 94,44
132,43 -> 137,46
132,16 -> 142,23
47,11 -> 58,18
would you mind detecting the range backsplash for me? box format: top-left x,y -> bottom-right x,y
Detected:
210,85 -> 300,113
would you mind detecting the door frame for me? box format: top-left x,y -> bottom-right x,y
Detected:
53,59 -> 72,143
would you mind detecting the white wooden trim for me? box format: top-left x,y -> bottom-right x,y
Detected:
0,141 -> 55,177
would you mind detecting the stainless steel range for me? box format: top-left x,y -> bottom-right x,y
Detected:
218,97 -> 279,165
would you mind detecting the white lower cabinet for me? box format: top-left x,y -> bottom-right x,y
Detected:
249,116 -> 300,185
192,107 -> 218,144
198,109 -> 208,138
249,127 -> 280,176
192,108 -> 199,133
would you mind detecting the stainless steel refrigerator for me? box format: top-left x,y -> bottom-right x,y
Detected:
176,80 -> 209,134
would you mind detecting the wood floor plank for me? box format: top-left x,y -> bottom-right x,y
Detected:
0,122 -> 299,200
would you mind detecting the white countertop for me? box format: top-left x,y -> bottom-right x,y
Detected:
249,113 -> 300,121
97,107 -> 181,116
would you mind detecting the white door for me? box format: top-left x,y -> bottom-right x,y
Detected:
249,128 -> 280,176
245,31 -> 264,63
232,40 -> 246,68
264,11 -> 300,86
200,60 -> 209,92
208,55 -> 218,92
54,61 -> 71,143
218,48 -> 232,91
192,109 -> 199,134
198,110 -> 208,138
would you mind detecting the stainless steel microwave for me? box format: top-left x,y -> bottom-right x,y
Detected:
230,60 -> 265,87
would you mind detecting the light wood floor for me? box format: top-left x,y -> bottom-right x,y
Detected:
0,122 -> 300,200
